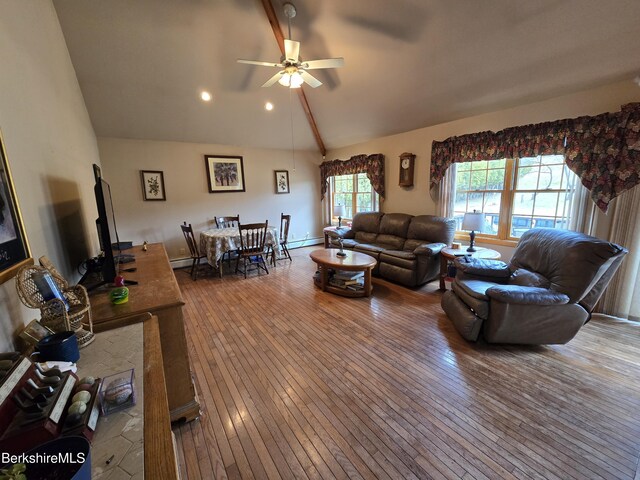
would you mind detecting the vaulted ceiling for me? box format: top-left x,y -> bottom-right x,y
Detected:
53,0 -> 640,153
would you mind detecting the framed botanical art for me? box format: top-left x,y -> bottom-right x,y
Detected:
140,170 -> 166,201
205,155 -> 245,193
0,130 -> 32,284
275,170 -> 290,194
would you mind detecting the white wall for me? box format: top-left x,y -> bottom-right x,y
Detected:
0,1 -> 101,350
327,80 -> 640,259
97,138 -> 323,260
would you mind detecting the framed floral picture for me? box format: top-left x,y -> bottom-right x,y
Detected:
0,130 -> 32,284
140,170 -> 166,201
205,155 -> 245,193
275,170 -> 290,194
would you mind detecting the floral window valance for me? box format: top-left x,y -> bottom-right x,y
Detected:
320,153 -> 385,200
430,103 -> 640,212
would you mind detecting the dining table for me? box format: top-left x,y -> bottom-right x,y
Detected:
199,226 -> 280,271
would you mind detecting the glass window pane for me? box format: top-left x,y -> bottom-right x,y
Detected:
487,159 -> 506,169
468,193 -> 483,212
540,154 -> 564,166
538,164 -> 564,190
513,192 -> 534,216
533,192 -> 559,216
356,193 -> 372,211
516,165 -> 539,190
482,213 -> 499,235
471,160 -> 488,171
486,168 -> 505,190
357,174 -> 371,192
483,192 -> 501,214
457,162 -> 471,172
454,192 -> 468,213
511,217 -> 532,238
455,171 -> 470,191
470,170 -> 487,190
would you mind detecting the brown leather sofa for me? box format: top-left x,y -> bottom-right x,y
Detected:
329,212 -> 455,287
441,228 -> 628,344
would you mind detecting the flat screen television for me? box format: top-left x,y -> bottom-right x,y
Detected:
92,164 -> 134,285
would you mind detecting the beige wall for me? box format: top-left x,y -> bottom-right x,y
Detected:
97,138 -> 323,260
327,80 -> 640,259
0,1 -> 101,350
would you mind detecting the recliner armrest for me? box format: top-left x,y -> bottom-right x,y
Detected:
454,257 -> 510,280
413,242 -> 446,256
486,285 -> 570,305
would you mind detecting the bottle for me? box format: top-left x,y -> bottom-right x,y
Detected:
31,271 -> 70,311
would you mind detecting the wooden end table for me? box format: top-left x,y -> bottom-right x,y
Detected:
309,249 -> 376,297
439,246 -> 501,291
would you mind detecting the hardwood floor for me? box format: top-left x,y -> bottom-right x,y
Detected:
173,246 -> 640,480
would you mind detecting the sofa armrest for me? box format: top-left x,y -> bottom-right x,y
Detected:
454,257 -> 510,280
326,227 -> 353,239
413,242 -> 446,256
486,285 -> 570,305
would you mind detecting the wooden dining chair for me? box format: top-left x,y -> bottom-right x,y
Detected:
215,215 -> 240,269
214,215 -> 240,228
180,222 -> 209,280
269,213 -> 292,266
235,221 -> 269,278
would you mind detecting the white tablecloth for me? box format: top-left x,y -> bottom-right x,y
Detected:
200,226 -> 280,266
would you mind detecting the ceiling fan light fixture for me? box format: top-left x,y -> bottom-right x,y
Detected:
290,72 -> 304,88
278,73 -> 291,87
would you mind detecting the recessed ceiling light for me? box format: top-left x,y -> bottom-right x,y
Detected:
265,102 -> 274,111
200,91 -> 212,102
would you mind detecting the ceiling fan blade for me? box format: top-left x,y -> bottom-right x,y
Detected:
299,71 -> 322,88
302,58 -> 345,69
284,39 -> 300,62
261,72 -> 284,88
237,59 -> 282,68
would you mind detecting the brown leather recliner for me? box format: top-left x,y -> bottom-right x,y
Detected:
441,228 -> 628,344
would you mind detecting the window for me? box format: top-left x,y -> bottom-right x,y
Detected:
453,154 -> 578,241
331,173 -> 379,220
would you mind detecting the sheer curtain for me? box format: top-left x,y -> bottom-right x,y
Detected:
597,187 -> 640,320
436,163 -> 456,218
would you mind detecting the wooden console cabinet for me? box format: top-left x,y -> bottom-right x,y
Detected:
89,243 -> 200,423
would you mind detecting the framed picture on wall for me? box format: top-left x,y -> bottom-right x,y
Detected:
275,170 -> 290,194
0,130 -> 32,284
205,155 -> 245,193
140,170 -> 166,201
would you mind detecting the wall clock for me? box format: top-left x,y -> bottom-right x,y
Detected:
399,152 -> 415,187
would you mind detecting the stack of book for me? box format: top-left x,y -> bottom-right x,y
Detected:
328,270 -> 364,290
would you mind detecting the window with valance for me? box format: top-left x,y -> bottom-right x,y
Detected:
430,103 -> 640,214
320,153 -> 385,200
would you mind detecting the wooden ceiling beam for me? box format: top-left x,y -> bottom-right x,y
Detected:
260,0 -> 327,157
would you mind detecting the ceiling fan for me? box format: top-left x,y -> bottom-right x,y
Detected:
237,2 -> 344,89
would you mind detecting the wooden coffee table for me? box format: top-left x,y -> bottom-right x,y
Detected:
309,249 -> 377,297
439,246 -> 501,291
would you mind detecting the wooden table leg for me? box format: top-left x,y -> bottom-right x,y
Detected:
439,254 -> 448,291
364,267 -> 372,297
320,265 -> 328,291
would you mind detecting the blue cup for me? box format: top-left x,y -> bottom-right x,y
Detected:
35,331 -> 80,363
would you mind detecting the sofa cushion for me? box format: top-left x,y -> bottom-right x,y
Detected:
376,234 -> 405,250
351,212 -> 383,233
354,244 -> 386,260
407,215 -> 456,244
403,239 -> 424,251
452,282 -> 490,320
455,279 -> 497,301
379,213 -> 412,238
379,250 -> 417,269
354,231 -> 378,244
